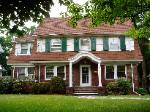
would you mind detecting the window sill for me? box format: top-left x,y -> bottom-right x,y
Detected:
17,54 -> 31,56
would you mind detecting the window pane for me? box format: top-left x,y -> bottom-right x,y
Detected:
21,43 -> 28,54
57,66 -> 65,79
109,38 -> 120,51
28,67 -> 34,74
106,66 -> 114,79
80,38 -> 90,51
46,66 -> 54,79
51,39 -> 62,52
117,66 -> 126,78
18,67 -> 25,80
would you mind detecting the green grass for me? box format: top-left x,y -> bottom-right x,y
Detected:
0,95 -> 150,112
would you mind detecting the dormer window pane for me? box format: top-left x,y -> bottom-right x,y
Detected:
109,38 -> 120,51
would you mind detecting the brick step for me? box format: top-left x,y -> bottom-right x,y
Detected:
74,87 -> 98,93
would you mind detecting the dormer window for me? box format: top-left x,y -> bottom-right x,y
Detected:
80,38 -> 91,51
109,38 -> 120,51
15,43 -> 32,55
51,39 -> 62,52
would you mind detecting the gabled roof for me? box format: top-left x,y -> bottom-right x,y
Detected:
33,18 -> 133,36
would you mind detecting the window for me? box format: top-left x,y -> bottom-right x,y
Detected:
51,39 -> 62,52
46,66 -> 54,79
21,43 -> 28,54
45,65 -> 66,80
17,67 -> 34,80
106,66 -> 114,79
109,38 -> 120,51
117,66 -> 126,78
18,67 -> 26,80
80,38 -> 91,51
57,66 -> 65,79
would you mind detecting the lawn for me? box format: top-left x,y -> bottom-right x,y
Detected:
0,95 -> 150,112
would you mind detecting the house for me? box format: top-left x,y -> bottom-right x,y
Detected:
8,18 -> 143,94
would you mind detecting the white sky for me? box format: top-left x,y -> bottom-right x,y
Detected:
50,0 -> 88,17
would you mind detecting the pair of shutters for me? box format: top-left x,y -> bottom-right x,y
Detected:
103,36 -> 126,51
74,37 -> 96,51
45,37 -> 67,52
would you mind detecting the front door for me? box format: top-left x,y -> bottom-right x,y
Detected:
80,65 -> 91,86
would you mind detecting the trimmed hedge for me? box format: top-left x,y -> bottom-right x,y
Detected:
0,77 -> 66,94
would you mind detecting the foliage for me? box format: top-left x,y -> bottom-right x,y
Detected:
106,78 -> 131,95
22,81 -> 35,94
50,77 -> 66,94
0,78 -> 13,94
137,88 -> 147,95
0,0 -> 62,33
63,0 -> 150,38
33,82 -> 50,94
12,80 -> 24,94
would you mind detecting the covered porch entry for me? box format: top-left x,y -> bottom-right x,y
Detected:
68,52 -> 103,94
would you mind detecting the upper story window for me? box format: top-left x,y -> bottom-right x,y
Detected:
21,43 -> 28,54
51,39 -> 62,52
80,38 -> 91,51
15,43 -> 32,55
109,38 -> 120,51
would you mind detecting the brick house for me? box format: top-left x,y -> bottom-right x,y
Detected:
8,18 -> 143,94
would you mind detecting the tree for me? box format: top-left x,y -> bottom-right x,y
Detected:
0,26 -> 36,76
63,0 -> 150,38
0,0 -> 64,34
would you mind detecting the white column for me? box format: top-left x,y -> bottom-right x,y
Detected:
54,66 -> 57,77
12,67 -> 15,79
131,64 -> 134,92
39,65 -> 40,82
98,62 -> 102,87
69,62 -> 73,87
114,65 -> 118,79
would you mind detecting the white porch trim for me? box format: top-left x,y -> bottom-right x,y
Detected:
68,52 -> 102,87
131,64 -> 135,92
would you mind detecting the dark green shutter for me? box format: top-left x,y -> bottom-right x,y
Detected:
62,37 -> 67,52
45,37 -> 50,52
91,37 -> 96,51
74,38 -> 79,51
120,35 -> 126,51
103,37 -> 109,51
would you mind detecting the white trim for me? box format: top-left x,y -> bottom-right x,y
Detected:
125,65 -> 127,79
68,52 -> 101,63
131,64 -> 135,92
80,65 -> 91,87
9,63 -> 34,66
98,62 -> 102,87
69,62 -> 73,87
12,67 -> 15,79
114,65 -> 118,79
30,61 -> 69,64
39,65 -> 40,82
103,59 -> 143,62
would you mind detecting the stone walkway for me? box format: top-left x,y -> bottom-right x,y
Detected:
77,96 -> 150,100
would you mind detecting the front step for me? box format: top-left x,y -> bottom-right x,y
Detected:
73,87 -> 99,95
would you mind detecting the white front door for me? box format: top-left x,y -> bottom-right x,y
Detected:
80,65 -> 91,87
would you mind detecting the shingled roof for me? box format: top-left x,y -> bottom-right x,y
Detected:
33,18 -> 133,36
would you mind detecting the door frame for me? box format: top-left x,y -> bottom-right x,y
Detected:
80,65 -> 91,87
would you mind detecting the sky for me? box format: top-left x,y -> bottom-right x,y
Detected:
50,0 -> 88,17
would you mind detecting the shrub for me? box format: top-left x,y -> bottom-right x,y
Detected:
33,82 -> 50,94
106,77 -> 131,95
50,77 -> 66,94
12,80 -> 24,94
137,88 -> 147,95
117,78 -> 131,95
0,78 -> 13,94
106,82 -> 118,95
22,81 -> 35,94
39,82 -> 50,94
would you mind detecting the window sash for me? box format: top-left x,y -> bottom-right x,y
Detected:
117,66 -> 126,78
50,39 -> 62,52
21,44 -> 28,54
46,66 -> 54,79
80,38 -> 91,51
106,66 -> 114,79
109,38 -> 120,51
